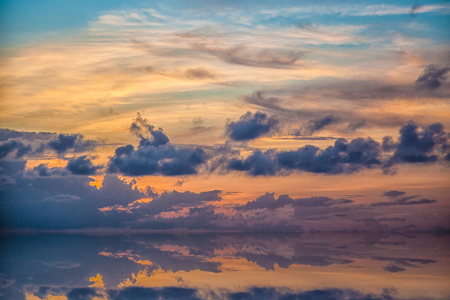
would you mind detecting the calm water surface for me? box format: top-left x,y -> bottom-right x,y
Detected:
0,233 -> 449,299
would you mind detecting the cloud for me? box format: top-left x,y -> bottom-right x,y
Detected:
230,137 -> 381,175
415,64 -> 450,89
193,44 -> 304,69
371,195 -> 437,207
108,286 -> 198,300
242,65 -> 450,130
27,164 -> 70,177
372,256 -> 436,272
0,172 -> 145,229
347,119 -> 368,132
229,150 -> 277,176
296,115 -> 340,136
184,67 -> 216,80
66,287 -> 101,300
43,194 -> 81,202
228,287 -> 395,300
227,121 -> 449,176
239,192 -> 353,211
0,140 -> 32,159
226,111 -> 279,141
108,114 -> 206,176
48,134 -> 96,154
383,264 -> 406,273
0,129 -> 98,159
382,190 -> 406,198
66,155 -> 102,175
131,190 -> 221,215
387,122 -> 448,165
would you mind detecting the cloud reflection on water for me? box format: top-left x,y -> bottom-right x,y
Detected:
0,232 -> 449,299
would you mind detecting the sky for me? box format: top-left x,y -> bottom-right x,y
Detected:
0,0 -> 449,232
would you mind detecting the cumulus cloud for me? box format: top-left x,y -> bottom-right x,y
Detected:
28,164 -> 70,177
228,122 -> 448,176
66,156 -> 103,175
385,122 -> 448,166
48,134 -> 96,154
108,114 -> 206,176
0,140 -> 32,159
230,137 -> 381,175
0,129 -> 97,159
229,150 -> 277,176
226,111 -> 279,141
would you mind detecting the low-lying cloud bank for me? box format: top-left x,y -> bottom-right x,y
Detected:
1,113 -> 449,179
0,156 -> 442,231
227,120 -> 448,176
0,114 -> 448,231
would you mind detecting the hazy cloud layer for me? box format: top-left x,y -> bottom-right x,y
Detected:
243,64 -> 450,129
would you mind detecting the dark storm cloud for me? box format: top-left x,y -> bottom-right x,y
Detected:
226,111 -> 279,141
108,114 -> 206,176
415,64 -> 450,90
66,155 -> 102,175
193,44 -> 304,69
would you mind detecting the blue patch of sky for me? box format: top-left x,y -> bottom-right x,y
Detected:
1,0 -> 448,47
0,0 -> 148,46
